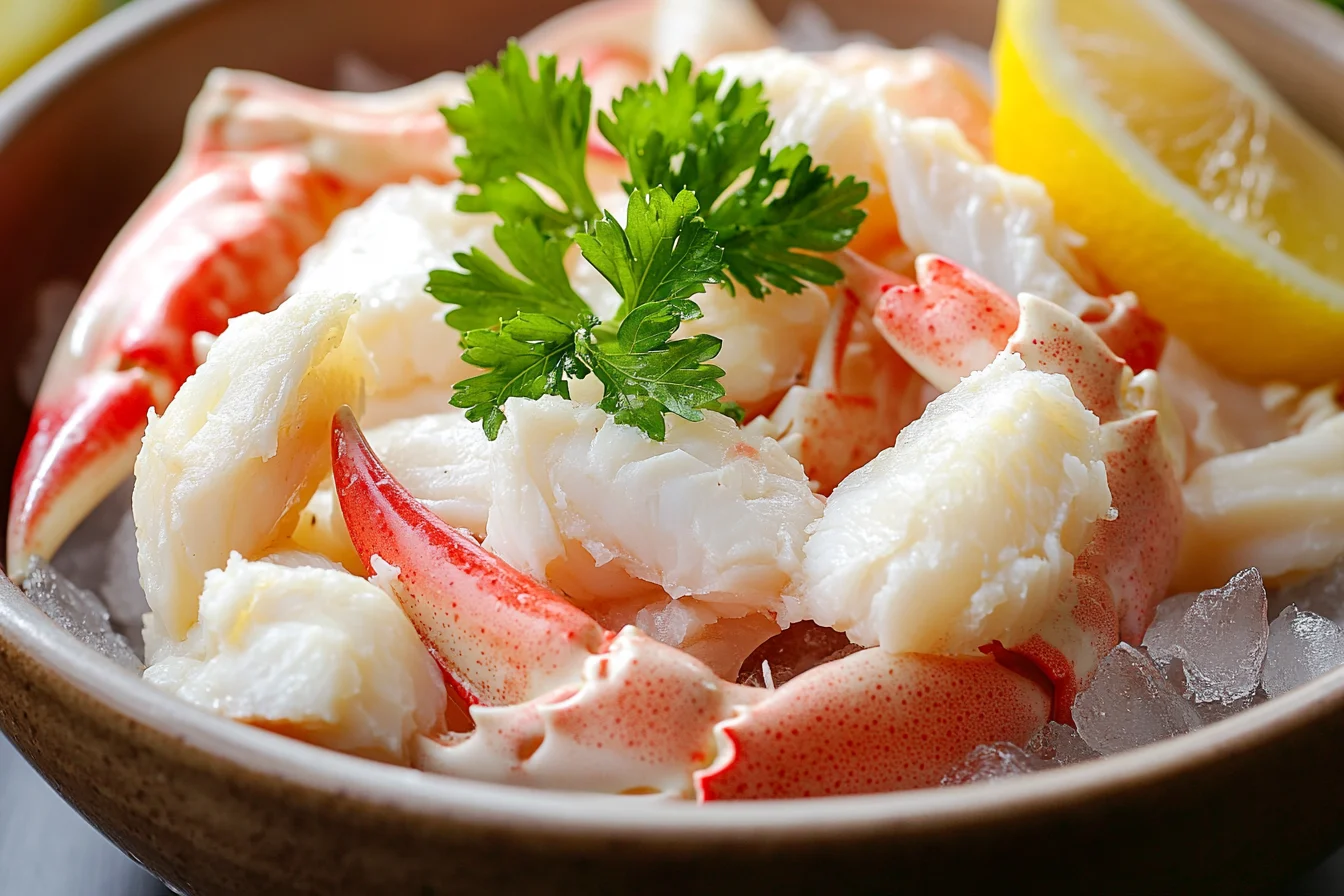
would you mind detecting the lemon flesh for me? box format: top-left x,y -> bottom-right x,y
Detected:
993,0 -> 1344,384
0,0 -> 102,89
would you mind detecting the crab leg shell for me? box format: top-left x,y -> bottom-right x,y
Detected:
7,70 -> 463,579
330,407 -> 610,708
695,650 -> 1052,800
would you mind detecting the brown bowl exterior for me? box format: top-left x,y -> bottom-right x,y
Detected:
3,0 -> 1344,893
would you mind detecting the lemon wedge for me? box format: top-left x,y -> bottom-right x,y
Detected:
0,0 -> 102,89
993,0 -> 1344,384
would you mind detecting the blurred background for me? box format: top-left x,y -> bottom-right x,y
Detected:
1,0 -> 1343,893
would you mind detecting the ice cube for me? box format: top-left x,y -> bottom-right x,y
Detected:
1262,605 -> 1344,698
941,742 -> 1037,786
1073,642 -> 1202,754
1026,721 -> 1099,766
1141,570 -> 1268,704
1191,693 -> 1257,725
23,561 -> 142,671
1273,558 -> 1344,627
1176,569 -> 1269,703
1142,592 -> 1199,666
50,478 -> 133,593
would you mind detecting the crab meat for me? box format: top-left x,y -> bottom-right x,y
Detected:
133,291 -> 367,639
484,396 -> 823,618
1174,413 -> 1344,591
287,180 -> 499,414
675,283 -> 832,415
789,351 -> 1112,655
707,49 -> 1167,369
143,554 -> 445,762
862,255 -> 1184,699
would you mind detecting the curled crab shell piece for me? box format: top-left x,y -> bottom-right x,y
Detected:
696,650 -> 1051,799
133,291 -> 368,640
762,277 -> 929,495
332,409 -> 1053,799
8,69 -> 464,580
419,626 -> 762,797
143,554 -> 445,764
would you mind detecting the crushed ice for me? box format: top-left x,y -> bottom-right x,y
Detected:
28,479 -> 148,662
944,561 -> 1344,786
23,561 -> 141,671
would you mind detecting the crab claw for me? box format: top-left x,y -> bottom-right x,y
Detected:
7,70 -> 464,579
694,650 -> 1052,799
330,407 -> 611,708
8,370 -> 161,580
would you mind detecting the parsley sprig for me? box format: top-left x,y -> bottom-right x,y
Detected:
427,43 -> 868,441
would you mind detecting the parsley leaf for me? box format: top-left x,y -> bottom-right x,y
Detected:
598,56 -> 769,207
598,55 -> 868,298
578,303 -> 727,442
575,188 -> 723,319
431,48 -> 872,442
450,312 -> 590,439
708,152 -> 869,297
426,221 -> 589,331
442,42 -> 599,231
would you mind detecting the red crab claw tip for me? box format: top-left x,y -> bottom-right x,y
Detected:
329,407 -> 611,709
7,369 -> 160,581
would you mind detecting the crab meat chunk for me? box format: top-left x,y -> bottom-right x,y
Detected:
288,179 -> 496,419
485,396 -> 824,617
792,352 -> 1112,655
143,555 -> 445,763
133,290 -> 367,640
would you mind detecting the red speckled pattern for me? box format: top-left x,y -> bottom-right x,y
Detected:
695,651 -> 1051,800
330,408 -> 610,708
1010,568 -> 1118,723
772,389 -> 902,495
872,254 -> 1020,389
1086,412 -> 1184,645
542,635 -> 738,773
1006,295 -> 1128,425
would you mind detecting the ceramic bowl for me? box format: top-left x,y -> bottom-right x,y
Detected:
3,0 -> 1344,892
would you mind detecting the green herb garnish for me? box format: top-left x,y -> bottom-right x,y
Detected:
427,42 -> 868,440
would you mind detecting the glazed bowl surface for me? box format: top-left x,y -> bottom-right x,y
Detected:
3,0 -> 1344,893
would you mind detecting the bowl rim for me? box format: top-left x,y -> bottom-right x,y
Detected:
4,0 -> 1344,842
